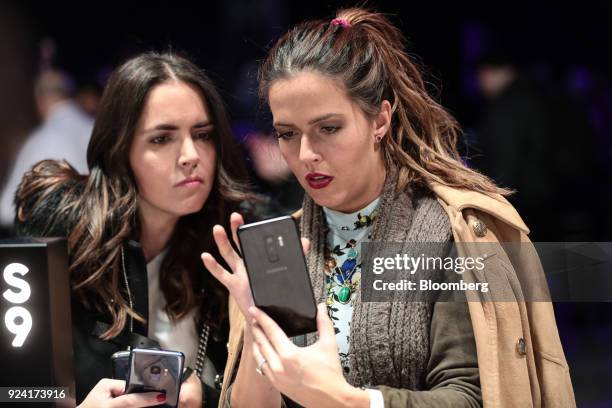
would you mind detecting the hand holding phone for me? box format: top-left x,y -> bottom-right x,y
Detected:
78,378 -> 167,408
125,348 -> 184,408
237,216 -> 317,337
202,213 -> 314,335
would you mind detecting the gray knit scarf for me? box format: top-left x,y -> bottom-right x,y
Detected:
299,167 -> 452,390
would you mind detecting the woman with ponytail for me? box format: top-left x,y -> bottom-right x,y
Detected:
15,52 -> 252,407
205,7 -> 575,408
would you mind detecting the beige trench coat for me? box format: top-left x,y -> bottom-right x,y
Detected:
218,183 -> 576,407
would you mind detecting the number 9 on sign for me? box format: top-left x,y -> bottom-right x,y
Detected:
3,263 -> 33,347
4,307 -> 32,347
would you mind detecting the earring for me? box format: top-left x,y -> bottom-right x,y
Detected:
375,135 -> 383,143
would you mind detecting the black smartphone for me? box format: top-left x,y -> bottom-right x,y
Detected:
125,348 -> 184,408
111,350 -> 130,381
238,215 -> 317,337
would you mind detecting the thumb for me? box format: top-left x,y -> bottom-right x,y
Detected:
301,237 -> 311,255
99,378 -> 125,397
315,303 -> 336,346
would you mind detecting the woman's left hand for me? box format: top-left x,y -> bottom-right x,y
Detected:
249,303 -> 370,408
178,370 -> 202,408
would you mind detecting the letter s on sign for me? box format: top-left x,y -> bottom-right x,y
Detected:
3,263 -> 33,347
3,263 -> 31,304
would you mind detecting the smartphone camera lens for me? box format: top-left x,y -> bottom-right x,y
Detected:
265,235 -> 279,262
150,365 -> 161,382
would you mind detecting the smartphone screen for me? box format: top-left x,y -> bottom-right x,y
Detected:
238,216 -> 317,337
125,348 -> 184,408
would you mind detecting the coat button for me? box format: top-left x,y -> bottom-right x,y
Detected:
517,337 -> 527,356
472,219 -> 488,237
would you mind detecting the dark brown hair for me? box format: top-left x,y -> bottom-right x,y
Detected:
17,52 -> 252,339
259,8 -> 511,197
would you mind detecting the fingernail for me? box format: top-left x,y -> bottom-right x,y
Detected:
157,393 -> 166,402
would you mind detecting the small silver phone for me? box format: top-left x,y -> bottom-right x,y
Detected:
125,348 -> 185,408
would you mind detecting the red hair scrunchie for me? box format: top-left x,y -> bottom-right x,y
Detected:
331,18 -> 351,28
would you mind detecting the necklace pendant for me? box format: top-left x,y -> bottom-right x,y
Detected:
338,286 -> 352,304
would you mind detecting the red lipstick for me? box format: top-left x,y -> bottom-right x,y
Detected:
305,172 -> 334,189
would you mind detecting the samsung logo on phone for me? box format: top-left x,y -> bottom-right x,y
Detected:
266,266 -> 288,275
2,263 -> 32,347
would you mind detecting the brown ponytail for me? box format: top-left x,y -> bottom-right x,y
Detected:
260,8 -> 511,197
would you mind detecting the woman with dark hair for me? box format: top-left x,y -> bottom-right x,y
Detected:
204,8 -> 575,408
14,52 -> 252,407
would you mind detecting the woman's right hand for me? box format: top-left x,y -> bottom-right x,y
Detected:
77,378 -> 166,408
202,212 -> 310,320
